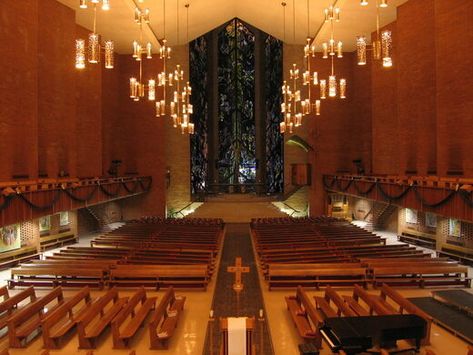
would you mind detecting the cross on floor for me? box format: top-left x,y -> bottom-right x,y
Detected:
227,257 -> 250,292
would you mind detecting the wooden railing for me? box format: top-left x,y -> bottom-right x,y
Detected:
0,176 -> 152,227
323,174 -> 473,222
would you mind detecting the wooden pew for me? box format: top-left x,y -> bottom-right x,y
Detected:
0,246 -> 40,270
268,264 -> 367,290
111,287 -> 156,349
7,287 -> 65,348
77,288 -> 128,349
314,286 -> 357,318
0,287 -> 36,331
39,231 -> 77,252
9,265 -> 108,289
378,283 -> 432,345
0,286 -> 9,302
41,286 -> 93,349
109,264 -> 209,290
370,265 -> 471,288
149,287 -> 186,350
352,284 -> 395,316
285,286 -> 323,347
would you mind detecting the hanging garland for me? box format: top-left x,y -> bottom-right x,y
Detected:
459,190 -> 473,208
139,177 -> 153,191
0,177 -> 152,212
322,175 -> 337,190
376,183 -> 412,201
323,175 -> 473,211
99,183 -> 121,197
123,180 -> 141,194
336,179 -> 353,192
0,195 -> 14,212
413,187 -> 456,208
63,185 -> 99,202
18,190 -> 62,210
352,181 -> 376,195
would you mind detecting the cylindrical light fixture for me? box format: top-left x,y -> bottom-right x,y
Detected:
329,75 -> 337,97
315,100 -> 321,115
320,80 -> 327,99
75,39 -> 86,69
337,41 -> 343,58
146,43 -> 152,59
148,79 -> 156,100
80,0 -> 88,9
102,0 -> 110,11
356,36 -> 367,65
280,122 -> 286,134
360,0 -> 368,5
380,0 -> 388,8
312,71 -> 318,85
381,30 -> 393,67
340,79 -> 346,99
130,77 -> 137,98
104,40 -> 114,69
88,33 -> 100,63
322,43 -> 328,58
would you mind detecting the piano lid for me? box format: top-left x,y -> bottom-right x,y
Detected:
321,314 -> 427,353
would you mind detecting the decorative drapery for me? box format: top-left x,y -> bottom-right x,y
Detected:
323,174 -> 473,221
0,176 -> 152,226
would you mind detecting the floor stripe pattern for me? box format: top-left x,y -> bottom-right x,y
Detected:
203,223 -> 274,355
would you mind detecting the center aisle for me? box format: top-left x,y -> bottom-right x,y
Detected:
203,223 -> 274,355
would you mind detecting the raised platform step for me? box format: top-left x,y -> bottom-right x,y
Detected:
204,193 -> 279,203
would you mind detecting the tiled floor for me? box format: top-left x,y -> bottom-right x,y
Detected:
0,222 -> 472,355
0,227 -> 218,355
259,222 -> 472,355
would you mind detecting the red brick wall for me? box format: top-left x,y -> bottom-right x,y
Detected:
37,0 -> 77,178
0,0 -> 39,180
435,0 -> 473,176
308,53 -> 356,216
101,49 -> 120,176
0,0 -> 167,219
397,0 -> 437,175
310,0 -> 473,215
75,25 -> 103,178
115,55 -> 166,218
351,53 -> 373,174
371,21 -> 399,175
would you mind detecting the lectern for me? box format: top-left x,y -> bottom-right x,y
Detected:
219,317 -> 255,355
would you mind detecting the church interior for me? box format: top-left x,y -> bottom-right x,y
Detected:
0,0 -> 472,354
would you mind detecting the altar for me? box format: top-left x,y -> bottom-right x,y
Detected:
220,317 -> 256,355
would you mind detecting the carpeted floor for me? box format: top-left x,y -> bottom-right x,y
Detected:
203,223 -> 274,355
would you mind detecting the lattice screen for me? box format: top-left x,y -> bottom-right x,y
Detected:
461,221 -> 473,248
20,221 -> 39,246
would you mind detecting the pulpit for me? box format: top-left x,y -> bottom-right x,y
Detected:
219,317 -> 256,355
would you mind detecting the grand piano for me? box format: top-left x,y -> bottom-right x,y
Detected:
320,314 -> 427,354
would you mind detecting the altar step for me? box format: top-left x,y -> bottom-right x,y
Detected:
204,193 -> 278,203
191,201 -> 286,223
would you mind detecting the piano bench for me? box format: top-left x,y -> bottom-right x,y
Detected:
298,343 -> 319,355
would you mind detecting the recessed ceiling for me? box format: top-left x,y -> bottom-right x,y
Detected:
57,0 -> 408,54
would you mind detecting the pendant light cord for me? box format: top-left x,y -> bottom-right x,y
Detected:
282,2 -> 286,42
292,0 -> 296,43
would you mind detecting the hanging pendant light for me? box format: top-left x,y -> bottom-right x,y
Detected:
280,1 -> 308,134
128,6 -> 154,102
356,0 -> 393,68
155,0 -> 175,118
319,5 -> 346,100
302,0 -> 321,116
75,0 -> 114,70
